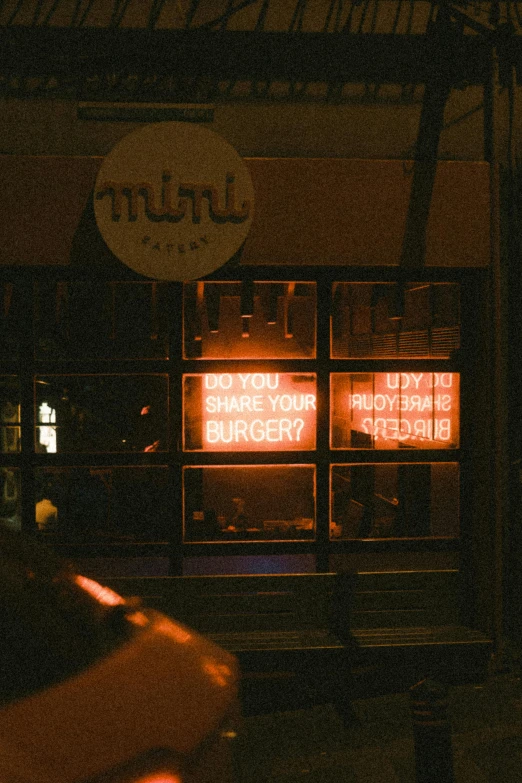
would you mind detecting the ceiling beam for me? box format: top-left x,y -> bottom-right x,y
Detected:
0,28 -> 491,84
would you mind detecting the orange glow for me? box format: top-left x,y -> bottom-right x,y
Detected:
201,657 -> 233,688
74,575 -> 126,607
127,610 -> 149,627
333,372 -> 459,449
192,372 -> 316,451
134,774 -> 181,783
155,618 -> 192,644
144,439 -> 160,452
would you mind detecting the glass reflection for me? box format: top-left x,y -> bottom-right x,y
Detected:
183,281 -> 316,359
330,463 -> 459,539
0,468 -> 21,531
331,282 -> 460,359
331,372 -> 460,450
183,465 -> 316,542
35,375 -> 168,453
0,376 -> 20,453
35,467 -> 170,542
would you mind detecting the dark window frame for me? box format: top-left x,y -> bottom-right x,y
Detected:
0,263 -> 485,577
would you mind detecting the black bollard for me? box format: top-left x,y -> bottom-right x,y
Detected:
409,678 -> 455,783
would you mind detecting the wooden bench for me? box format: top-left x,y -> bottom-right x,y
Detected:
349,570 -> 493,693
103,570 -> 493,714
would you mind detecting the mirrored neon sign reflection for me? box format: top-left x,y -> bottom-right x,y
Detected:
331,372 -> 459,449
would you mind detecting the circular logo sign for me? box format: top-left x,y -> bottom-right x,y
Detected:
94,122 -> 254,281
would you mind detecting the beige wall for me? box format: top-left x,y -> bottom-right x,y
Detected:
0,84 -> 489,160
0,155 -> 490,267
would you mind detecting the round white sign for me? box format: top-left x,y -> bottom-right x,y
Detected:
94,122 -> 254,281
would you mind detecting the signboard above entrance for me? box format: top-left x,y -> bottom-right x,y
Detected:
93,122 -> 254,281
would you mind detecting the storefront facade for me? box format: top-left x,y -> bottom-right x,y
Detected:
0,0 -> 519,648
0,149 -> 495,627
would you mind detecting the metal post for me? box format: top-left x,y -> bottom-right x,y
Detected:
484,39 -> 512,666
410,678 -> 454,783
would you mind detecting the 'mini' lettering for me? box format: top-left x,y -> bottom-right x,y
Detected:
96,171 -> 251,224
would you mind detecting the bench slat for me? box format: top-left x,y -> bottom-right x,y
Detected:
352,608 -> 458,629
99,570 -> 492,701
355,570 -> 459,591
103,571 -> 490,652
354,625 -> 491,646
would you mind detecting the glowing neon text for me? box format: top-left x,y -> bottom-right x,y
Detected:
201,373 -> 316,450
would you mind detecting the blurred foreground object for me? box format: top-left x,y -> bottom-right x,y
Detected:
0,525 -> 240,783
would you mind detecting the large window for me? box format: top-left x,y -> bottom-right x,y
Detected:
0,272 -> 468,575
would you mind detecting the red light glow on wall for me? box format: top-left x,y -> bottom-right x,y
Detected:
197,373 -> 316,451
332,372 -> 459,449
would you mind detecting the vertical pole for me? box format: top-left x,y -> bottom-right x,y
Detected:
410,679 -> 455,783
495,31 -> 521,652
484,43 -> 511,665
400,6 -> 457,268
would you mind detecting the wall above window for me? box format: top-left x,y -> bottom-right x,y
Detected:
0,156 -> 490,269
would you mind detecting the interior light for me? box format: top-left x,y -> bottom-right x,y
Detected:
265,283 -> 278,324
38,401 -> 57,454
127,611 -> 149,627
284,282 -> 295,338
155,618 -> 192,644
388,283 -> 405,321
193,281 -> 204,341
205,284 -> 220,333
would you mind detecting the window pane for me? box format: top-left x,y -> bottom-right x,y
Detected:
35,467 -> 170,542
330,463 -> 459,539
35,375 -> 168,453
0,282 -> 22,361
0,468 -> 21,531
34,282 -> 170,360
183,372 -> 317,451
331,372 -> 459,449
0,376 -> 20,453
183,465 -> 316,542
331,282 -> 460,358
183,281 -> 316,358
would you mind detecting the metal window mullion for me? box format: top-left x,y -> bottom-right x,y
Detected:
18,277 -> 37,533
168,281 -> 184,574
315,275 -> 331,572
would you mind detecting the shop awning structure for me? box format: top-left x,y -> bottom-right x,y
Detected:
0,1 -> 520,100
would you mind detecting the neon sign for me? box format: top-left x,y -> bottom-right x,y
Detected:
195,373 -> 316,451
332,372 -> 459,449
